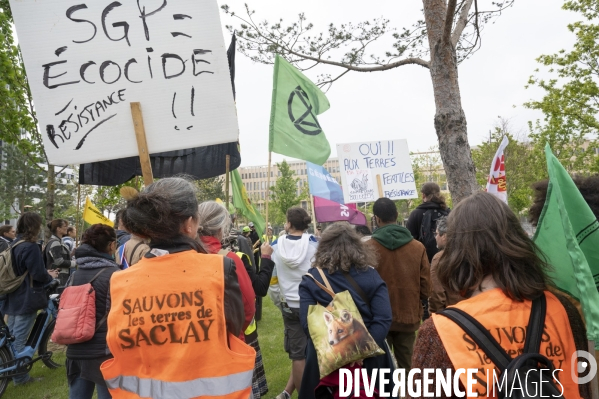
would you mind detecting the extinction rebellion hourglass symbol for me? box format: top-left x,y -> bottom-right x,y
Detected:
287,86 -> 323,136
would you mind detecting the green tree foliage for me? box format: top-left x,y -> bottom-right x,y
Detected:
525,0 -> 599,174
195,176 -> 226,203
0,143 -> 44,219
90,178 -> 144,216
0,1 -> 40,159
269,160 -> 305,222
0,0 -> 72,227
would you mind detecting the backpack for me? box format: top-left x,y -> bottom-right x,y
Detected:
51,269 -> 107,344
0,241 -> 31,296
116,240 -> 146,270
419,208 -> 449,261
439,294 -> 562,399
43,237 -> 60,270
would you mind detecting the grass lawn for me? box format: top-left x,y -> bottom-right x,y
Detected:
6,298 -> 293,399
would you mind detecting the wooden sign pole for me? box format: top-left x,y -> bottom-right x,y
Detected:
310,194 -> 317,234
376,174 -> 384,198
130,102 -> 154,186
225,155 -> 231,210
75,183 -> 81,246
265,151 -> 272,234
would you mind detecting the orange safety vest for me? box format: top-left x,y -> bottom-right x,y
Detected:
101,250 -> 256,399
432,289 -> 582,399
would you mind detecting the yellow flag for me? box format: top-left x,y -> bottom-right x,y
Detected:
82,196 -> 114,227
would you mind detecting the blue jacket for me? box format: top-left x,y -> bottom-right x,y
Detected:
298,266 -> 395,399
2,237 -> 53,315
299,266 -> 392,347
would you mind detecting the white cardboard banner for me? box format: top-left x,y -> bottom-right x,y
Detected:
10,0 -> 239,165
337,140 -> 418,203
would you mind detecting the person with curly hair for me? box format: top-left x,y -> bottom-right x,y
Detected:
298,222 -> 393,399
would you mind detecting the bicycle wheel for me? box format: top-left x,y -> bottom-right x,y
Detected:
38,320 -> 65,369
0,346 -> 12,398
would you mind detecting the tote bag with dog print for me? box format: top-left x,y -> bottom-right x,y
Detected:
305,269 -> 384,378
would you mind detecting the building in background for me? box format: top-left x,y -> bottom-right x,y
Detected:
230,152 -> 449,211
230,158 -> 342,211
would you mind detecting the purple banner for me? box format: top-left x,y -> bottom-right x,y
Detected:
313,196 -> 366,225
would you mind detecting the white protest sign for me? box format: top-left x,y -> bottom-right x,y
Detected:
10,0 -> 238,165
337,140 -> 418,203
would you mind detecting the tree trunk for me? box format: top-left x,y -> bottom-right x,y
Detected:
45,163 -> 55,240
423,0 -> 479,204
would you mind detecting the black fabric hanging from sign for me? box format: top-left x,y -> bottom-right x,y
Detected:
79,143 -> 241,186
79,34 -> 240,186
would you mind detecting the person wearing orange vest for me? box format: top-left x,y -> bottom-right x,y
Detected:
411,192 -> 591,399
100,178 -> 255,399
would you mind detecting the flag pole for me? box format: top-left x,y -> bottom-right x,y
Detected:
265,152 -> 272,232
225,155 -> 231,210
75,183 -> 81,246
310,194 -> 317,233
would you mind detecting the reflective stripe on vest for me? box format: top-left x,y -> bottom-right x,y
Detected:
261,235 -> 277,243
236,251 -> 251,264
244,317 -> 256,336
105,369 -> 254,399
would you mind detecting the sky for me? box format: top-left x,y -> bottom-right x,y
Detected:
216,0 -> 580,167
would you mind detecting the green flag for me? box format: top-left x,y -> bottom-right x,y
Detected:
534,144 -> 599,346
231,169 -> 266,237
269,55 -> 331,165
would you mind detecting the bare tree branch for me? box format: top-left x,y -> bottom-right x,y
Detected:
452,0 -> 474,47
11,203 -> 21,215
282,47 -> 430,70
54,165 -> 68,176
223,2 -> 513,86
317,69 -> 351,92
443,0 -> 458,45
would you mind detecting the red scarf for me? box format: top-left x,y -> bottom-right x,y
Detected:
200,236 -> 221,254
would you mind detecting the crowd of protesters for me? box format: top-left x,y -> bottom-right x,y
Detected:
0,176 -> 597,399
